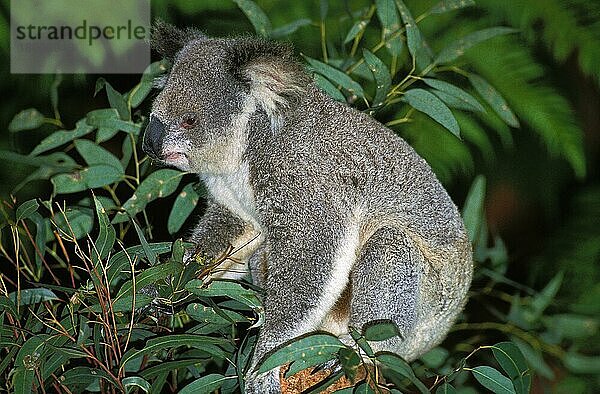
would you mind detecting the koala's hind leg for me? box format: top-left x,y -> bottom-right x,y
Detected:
347,226 -> 424,359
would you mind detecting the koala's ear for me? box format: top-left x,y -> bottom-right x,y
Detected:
226,38 -> 310,128
150,20 -> 206,61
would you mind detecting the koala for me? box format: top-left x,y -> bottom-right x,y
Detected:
142,21 -> 473,393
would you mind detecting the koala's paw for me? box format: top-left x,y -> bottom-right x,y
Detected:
244,368 -> 281,394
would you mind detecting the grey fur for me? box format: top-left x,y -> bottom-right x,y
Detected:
144,22 -> 473,393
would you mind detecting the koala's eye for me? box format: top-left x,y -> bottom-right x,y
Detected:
180,113 -> 198,129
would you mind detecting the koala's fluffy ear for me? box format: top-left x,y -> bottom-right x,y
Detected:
227,38 -> 310,129
150,20 -> 206,61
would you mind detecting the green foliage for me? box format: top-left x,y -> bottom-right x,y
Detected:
476,0 -> 600,85
471,366 -> 516,394
402,88 -> 460,136
8,108 -> 46,133
0,0 -> 597,392
258,334 -> 346,376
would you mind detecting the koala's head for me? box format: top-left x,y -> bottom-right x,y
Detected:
142,21 -> 309,175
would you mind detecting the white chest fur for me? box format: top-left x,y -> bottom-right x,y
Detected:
201,161 -> 260,227
201,163 -> 264,281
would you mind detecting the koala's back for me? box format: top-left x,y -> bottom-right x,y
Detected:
247,85 -> 472,359
251,85 -> 467,244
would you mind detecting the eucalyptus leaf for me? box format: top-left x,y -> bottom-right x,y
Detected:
432,90 -> 480,113
344,17 -> 370,45
12,368 -> 35,394
290,354 -> 338,377
378,352 -> 429,393
491,342 -> 530,394
511,337 -> 554,379
16,199 -> 39,221
52,207 -> 94,240
130,60 -> 169,108
94,77 -> 106,96
30,119 -> 94,156
0,295 -> 19,318
349,326 -> 374,358
42,344 -> 78,382
420,347 -> 449,369
121,133 -> 134,168
186,303 -> 248,325
179,374 -> 235,394
9,288 -> 58,306
403,88 -> 460,136
272,18 -> 312,38
469,74 -> 519,127
354,382 -> 376,394
116,261 -> 183,300
462,175 -> 486,243
86,108 -> 140,134
395,0 -> 430,65
304,56 -> 365,98
53,346 -> 89,360
338,347 -> 361,382
59,367 -> 116,391
529,272 -> 563,318
105,82 -> 130,120
96,127 -> 120,143
121,334 -> 231,369
8,153 -> 77,195
564,352 -> 600,374
27,211 -> 47,272
424,78 -> 485,112
363,49 -> 392,107
471,366 -> 516,394
233,0 -> 272,37
376,0 -> 403,56
51,165 -> 123,194
429,0 -> 475,14
123,376 -> 151,393
113,169 -> 184,223
140,359 -> 206,379
436,27 -> 517,64
93,195 -> 116,260
107,242 -> 172,283
258,333 -> 345,374
320,0 -> 328,20
9,108 -> 45,132
15,335 -> 49,368
132,219 -> 158,265
74,139 -> 123,172
313,74 -> 346,102
50,74 -> 62,118
545,314 -> 599,339
87,294 -> 154,313
129,82 -> 153,111
186,279 -> 261,310
363,320 -> 401,341
168,183 -> 200,234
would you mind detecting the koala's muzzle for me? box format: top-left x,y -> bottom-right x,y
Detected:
142,115 -> 165,159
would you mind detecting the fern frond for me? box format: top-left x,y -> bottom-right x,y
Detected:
529,186 -> 600,308
476,0 -> 600,85
464,35 -> 586,178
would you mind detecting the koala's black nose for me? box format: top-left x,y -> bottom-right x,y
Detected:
142,115 -> 165,158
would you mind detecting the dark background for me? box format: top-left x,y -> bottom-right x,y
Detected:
0,0 -> 598,391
